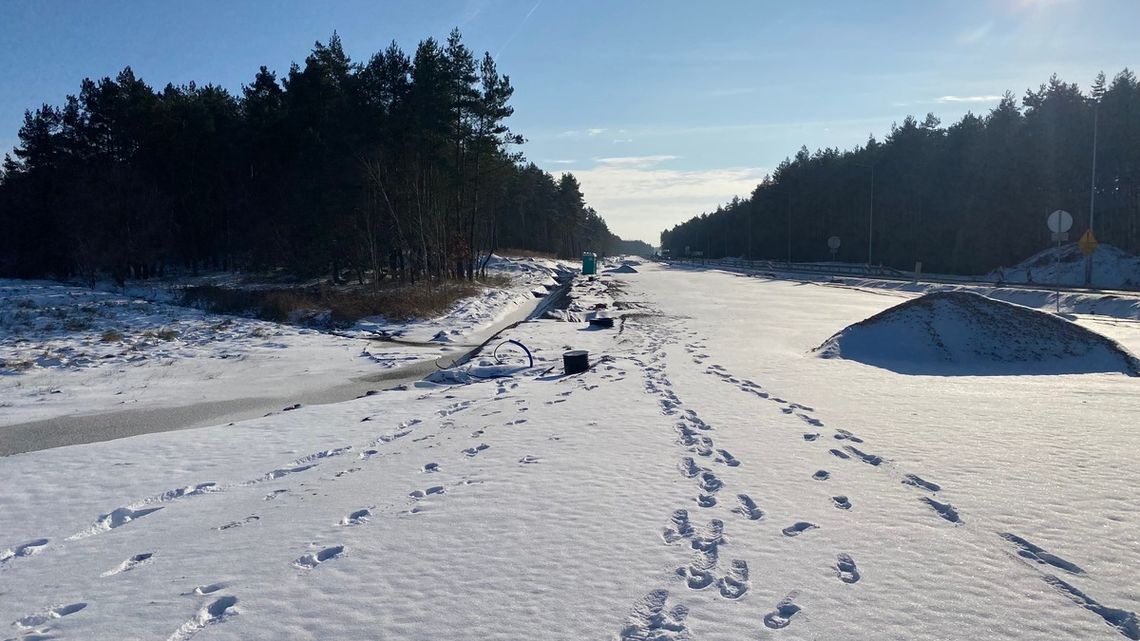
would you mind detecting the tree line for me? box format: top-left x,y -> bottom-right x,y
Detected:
0,31 -> 637,284
661,70 -> 1140,275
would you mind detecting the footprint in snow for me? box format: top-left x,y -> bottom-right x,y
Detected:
101,552 -> 154,577
13,603 -> 87,629
187,583 -> 227,596
691,519 -> 725,553
844,445 -> 884,466
902,473 -> 941,492
829,448 -> 851,460
422,462 -> 440,473
796,413 -> 824,427
717,560 -> 750,599
813,470 -> 831,481
678,548 -> 718,590
697,471 -> 723,493
68,506 -> 164,540
921,497 -> 962,524
462,443 -> 490,457
294,546 -> 344,569
167,596 -> 238,641
715,449 -> 740,467
518,455 -> 541,464
1000,533 -> 1084,575
679,456 -> 705,478
259,463 -> 317,481
0,538 -> 49,564
836,553 -> 861,583
782,522 -> 818,537
618,589 -> 688,641
662,509 -> 695,544
832,495 -> 852,510
696,494 -> 717,508
1042,574 -> 1139,640
217,515 -> 260,531
410,486 -> 445,499
763,593 -> 802,629
733,494 -> 764,520
340,509 -> 372,526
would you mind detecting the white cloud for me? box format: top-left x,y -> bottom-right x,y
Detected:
573,155 -> 766,244
543,159 -> 576,165
594,155 -> 680,167
557,127 -> 609,138
937,95 -> 1004,103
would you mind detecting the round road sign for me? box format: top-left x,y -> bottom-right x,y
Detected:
1047,210 -> 1073,234
827,236 -> 841,250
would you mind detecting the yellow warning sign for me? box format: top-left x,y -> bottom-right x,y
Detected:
1078,229 -> 1098,255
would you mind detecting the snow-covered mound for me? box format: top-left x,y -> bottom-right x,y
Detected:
995,242 -> 1140,289
815,291 -> 1140,376
604,264 -> 638,274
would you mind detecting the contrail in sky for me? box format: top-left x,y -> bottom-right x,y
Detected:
495,0 -> 543,61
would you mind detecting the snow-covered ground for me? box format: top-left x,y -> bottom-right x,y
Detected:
992,242 -> 1140,289
2,262 -> 1139,640
0,257 -> 569,429
672,259 -> 1140,321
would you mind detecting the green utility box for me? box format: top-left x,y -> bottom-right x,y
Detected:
582,252 -> 597,275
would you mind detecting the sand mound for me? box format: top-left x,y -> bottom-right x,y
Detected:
815,291 -> 1140,376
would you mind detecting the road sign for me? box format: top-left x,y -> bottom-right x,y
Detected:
827,236 -> 841,250
1078,229 -> 1098,255
1047,210 -> 1073,234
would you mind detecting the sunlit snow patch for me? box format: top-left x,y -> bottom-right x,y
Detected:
814,291 -> 1140,376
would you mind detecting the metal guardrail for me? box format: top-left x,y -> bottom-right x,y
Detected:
664,256 -> 908,278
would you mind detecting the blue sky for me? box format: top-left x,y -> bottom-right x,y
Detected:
1,0 -> 1136,243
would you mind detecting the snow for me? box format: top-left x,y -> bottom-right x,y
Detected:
671,258 -> 1140,320
815,291 -> 1140,376
995,243 -> 1140,289
0,256 -> 571,429
3,262 -> 1140,640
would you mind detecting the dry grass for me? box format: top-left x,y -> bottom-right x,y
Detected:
1,358 -> 35,371
182,276 -> 510,328
158,328 -> 178,341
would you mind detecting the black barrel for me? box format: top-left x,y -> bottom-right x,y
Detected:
563,349 -> 589,375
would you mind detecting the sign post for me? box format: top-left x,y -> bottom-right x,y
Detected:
1047,210 -> 1073,313
827,236 -> 840,260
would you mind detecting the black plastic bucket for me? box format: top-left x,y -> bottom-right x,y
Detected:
563,349 -> 589,375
